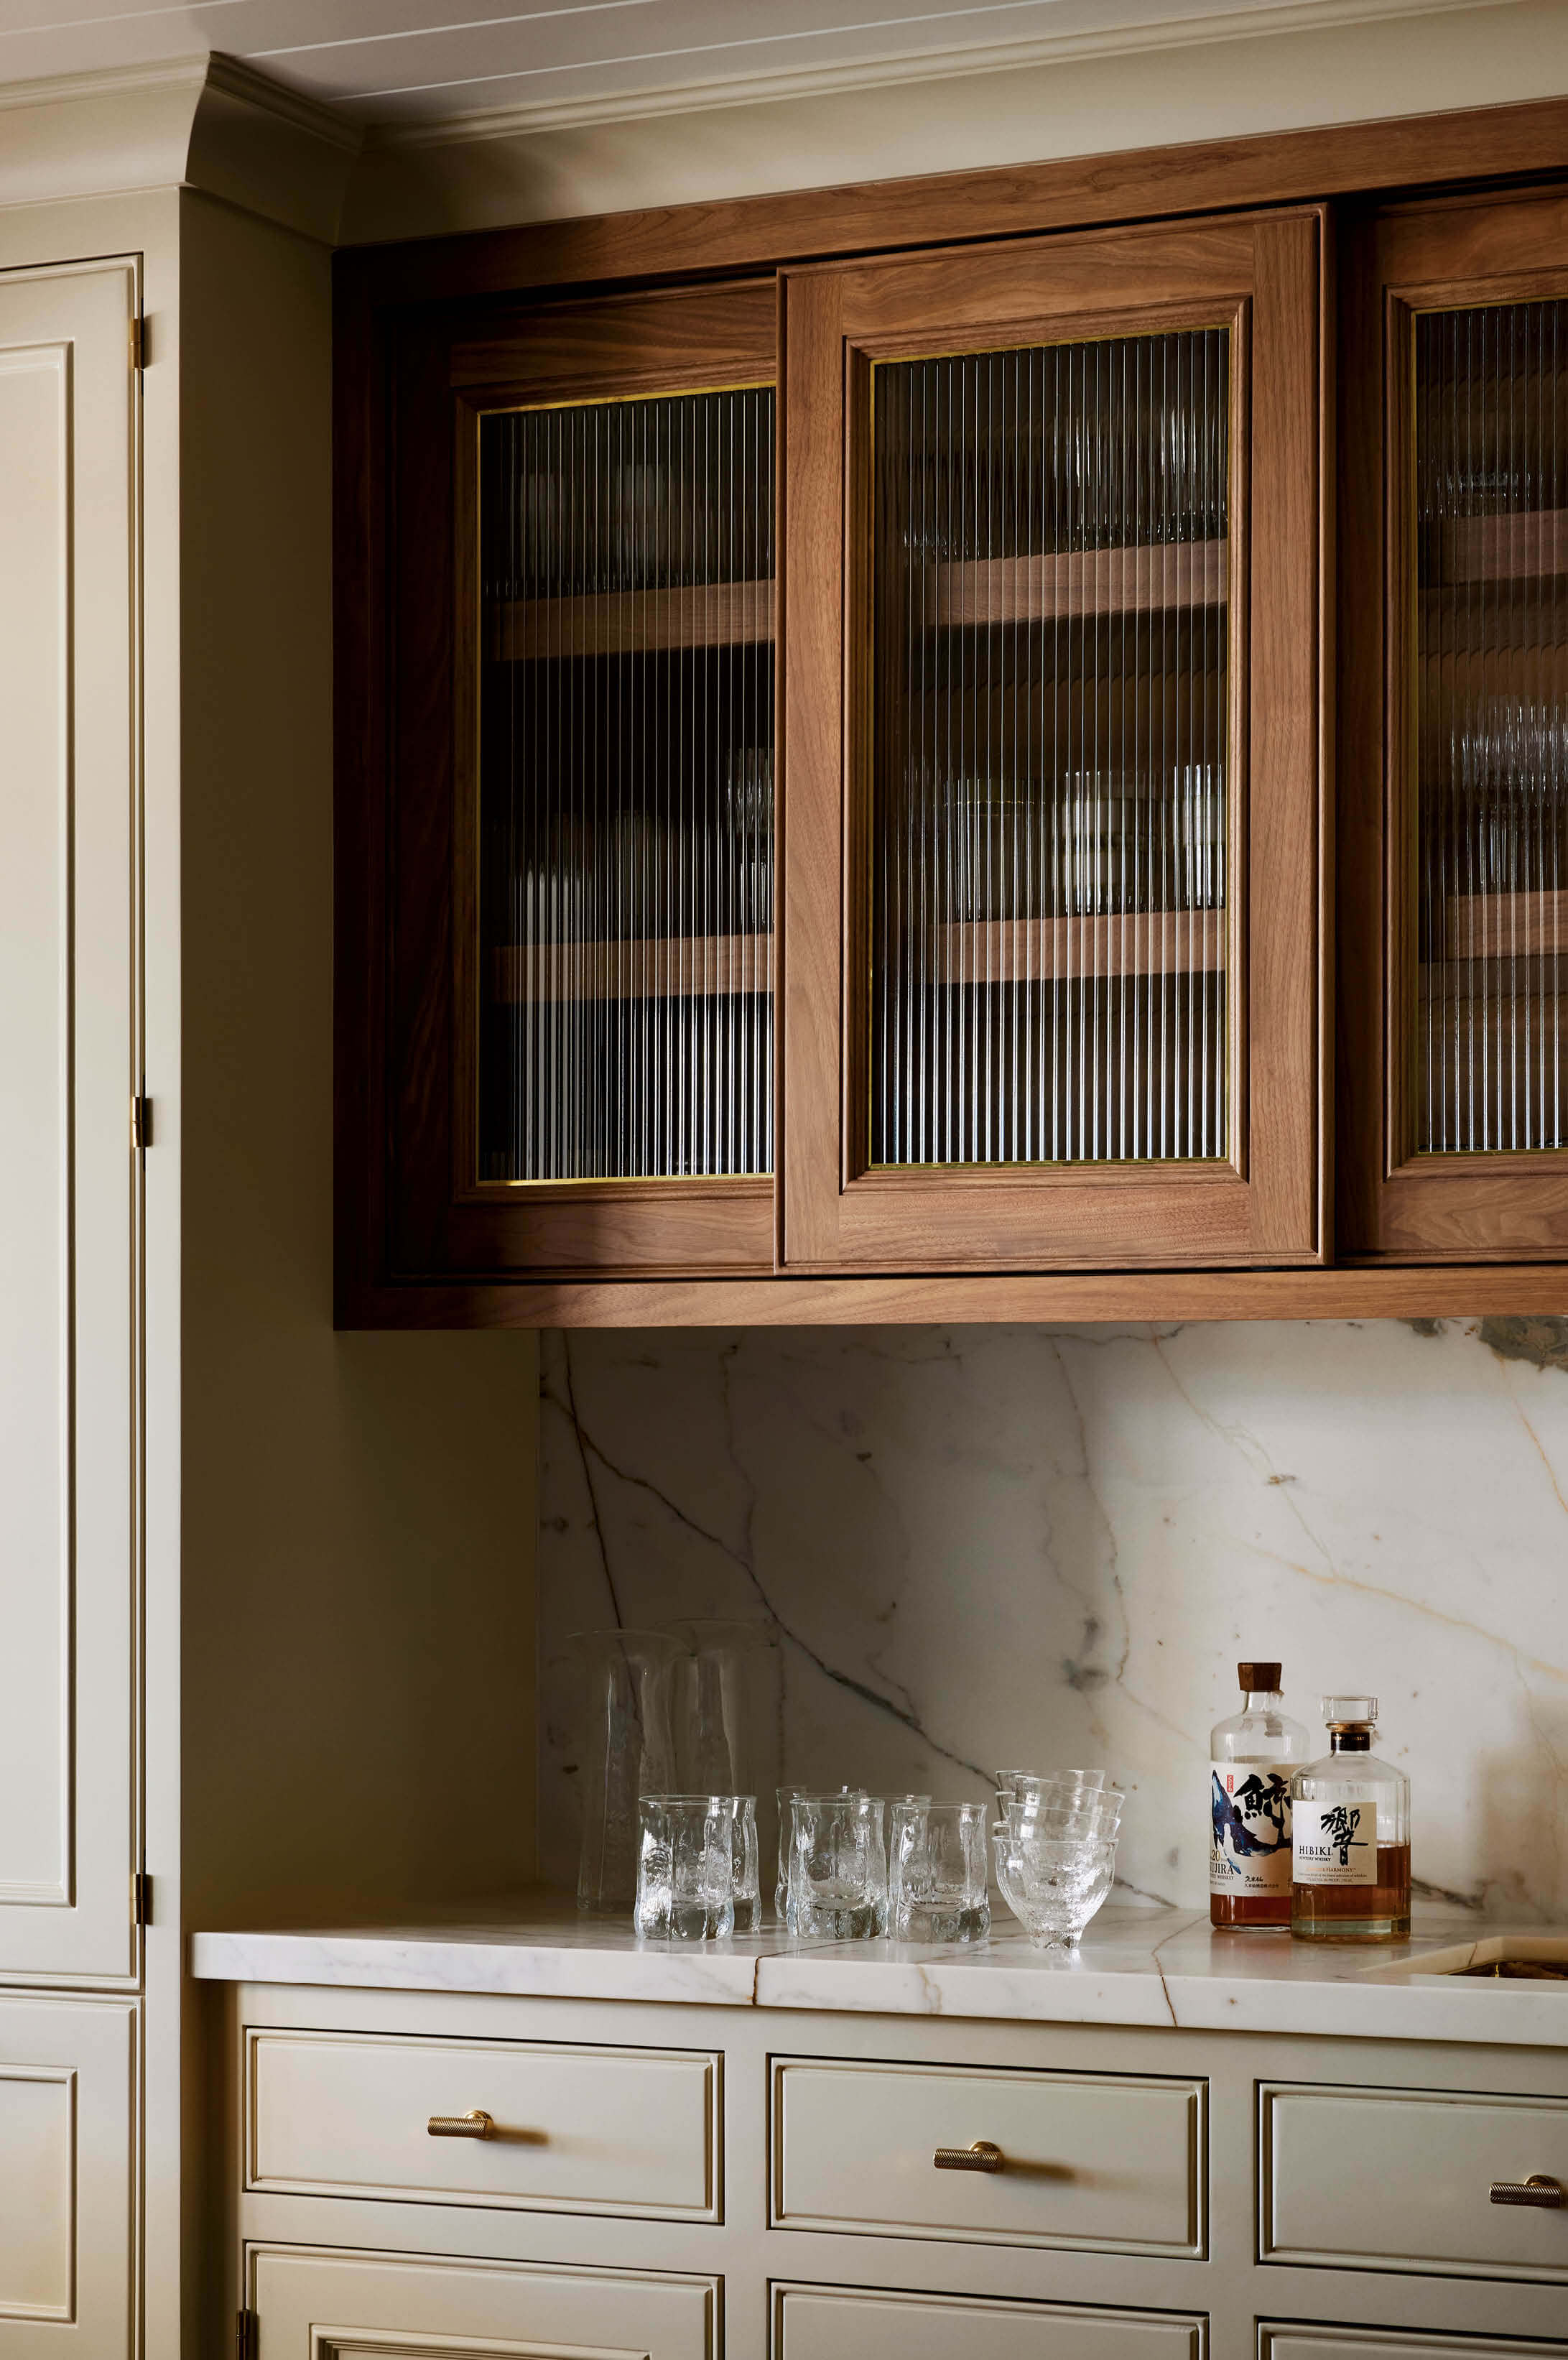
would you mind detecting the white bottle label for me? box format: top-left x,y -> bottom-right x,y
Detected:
1210,1763 -> 1292,1894
1293,1791 -> 1378,1887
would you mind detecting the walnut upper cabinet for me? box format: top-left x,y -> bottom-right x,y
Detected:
781,211 -> 1325,1272
354,277 -> 780,1280
1340,185 -> 1568,1262
339,202 -> 1330,1299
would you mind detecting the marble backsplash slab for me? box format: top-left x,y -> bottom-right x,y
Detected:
537,1318 -> 1568,1918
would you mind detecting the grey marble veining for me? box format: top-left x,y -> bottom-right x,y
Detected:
538,1319 -> 1568,1920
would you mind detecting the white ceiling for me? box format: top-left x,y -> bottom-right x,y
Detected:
0,0 -> 1377,130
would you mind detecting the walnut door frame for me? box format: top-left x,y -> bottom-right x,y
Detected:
354,276 -> 781,1283
781,209 -> 1327,1273
1337,184 -> 1568,1261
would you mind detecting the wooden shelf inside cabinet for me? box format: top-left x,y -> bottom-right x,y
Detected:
1435,508 -> 1568,584
488,579 -> 775,661
1443,889 -> 1568,960
930,907 -> 1224,984
927,538 -> 1226,626
493,933 -> 773,1003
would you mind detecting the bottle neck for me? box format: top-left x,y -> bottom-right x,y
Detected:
1329,1729 -> 1373,1753
1243,1688 -> 1284,1712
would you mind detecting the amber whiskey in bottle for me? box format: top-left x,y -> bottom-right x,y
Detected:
1291,1695 -> 1411,1943
1210,1661 -> 1309,1930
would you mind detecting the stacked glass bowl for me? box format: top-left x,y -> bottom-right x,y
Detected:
992,1769 -> 1123,1948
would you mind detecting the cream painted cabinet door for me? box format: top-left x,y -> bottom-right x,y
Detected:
0,258 -> 139,1981
249,2248 -> 718,2357
0,1994 -> 135,2356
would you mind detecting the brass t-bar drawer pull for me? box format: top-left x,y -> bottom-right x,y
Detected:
427,2109 -> 494,2139
933,2139 -> 1004,2172
1490,2175 -> 1564,2208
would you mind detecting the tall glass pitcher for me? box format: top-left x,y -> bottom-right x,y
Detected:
570,1629 -> 681,1914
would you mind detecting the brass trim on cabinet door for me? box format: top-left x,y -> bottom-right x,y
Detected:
460,374 -> 780,1198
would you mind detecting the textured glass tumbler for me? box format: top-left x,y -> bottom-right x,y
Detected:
993,1826 -> 1118,1950
789,1793 -> 887,1940
889,1801 -> 990,1943
775,1785 -> 808,1926
728,1796 -> 762,1933
633,1796 -> 736,1942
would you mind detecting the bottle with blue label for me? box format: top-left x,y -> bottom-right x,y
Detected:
1210,1661 -> 1310,1930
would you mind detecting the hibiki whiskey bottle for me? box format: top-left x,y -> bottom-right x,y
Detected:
1290,1695 -> 1411,1943
1210,1662 -> 1310,1930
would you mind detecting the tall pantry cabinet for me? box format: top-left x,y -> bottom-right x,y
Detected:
0,252 -> 141,2354
0,69 -> 543,2360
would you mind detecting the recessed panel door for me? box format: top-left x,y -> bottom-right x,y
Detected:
783,213 -> 1324,1271
0,259 -> 139,1980
0,1995 -> 135,2359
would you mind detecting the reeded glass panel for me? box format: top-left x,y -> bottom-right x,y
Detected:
478,388 -> 775,1182
869,332 -> 1230,1167
1415,300 -> 1568,1153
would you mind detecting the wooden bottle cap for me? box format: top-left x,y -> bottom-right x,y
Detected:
1238,1660 -> 1281,1690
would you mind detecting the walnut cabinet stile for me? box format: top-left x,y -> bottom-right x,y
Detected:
335,111 -> 1568,1318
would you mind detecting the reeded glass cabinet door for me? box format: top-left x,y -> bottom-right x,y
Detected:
379,281 -> 778,1278
476,387 -> 775,1187
1340,189 -> 1568,1257
868,334 -> 1230,1171
783,216 -> 1323,1270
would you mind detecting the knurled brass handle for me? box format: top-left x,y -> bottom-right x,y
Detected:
1490,2174 -> 1564,2208
427,2109 -> 494,2139
933,2139 -> 1004,2172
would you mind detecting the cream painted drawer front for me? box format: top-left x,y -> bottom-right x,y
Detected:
773,2056 -> 1205,2255
248,2027 -> 719,2218
774,2284 -> 1205,2360
1262,2082 -> 1568,2281
1261,2329 -> 1568,2360
251,2245 -> 716,2357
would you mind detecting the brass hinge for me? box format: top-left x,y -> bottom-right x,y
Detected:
130,313 -> 146,371
131,1094 -> 152,1152
131,1871 -> 150,1929
236,2308 -> 258,2360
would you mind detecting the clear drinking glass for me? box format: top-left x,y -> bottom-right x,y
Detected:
889,1802 -> 990,1943
671,1619 -> 781,1893
993,1826 -> 1118,1949
775,1784 -> 807,1926
633,1795 -> 736,1942
728,1795 -> 762,1933
998,1767 -> 1110,1795
572,1629 -> 682,1915
1006,1797 -> 1123,1841
789,1793 -> 887,1940
776,1784 -> 864,1927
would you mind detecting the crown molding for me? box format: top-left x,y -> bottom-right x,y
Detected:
0,52 -> 359,243
202,53 -> 361,157
0,54 -> 209,115
363,0 -> 1515,149
190,55 -> 362,241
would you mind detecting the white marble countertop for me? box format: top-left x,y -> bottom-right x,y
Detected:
190,1895 -> 1568,2047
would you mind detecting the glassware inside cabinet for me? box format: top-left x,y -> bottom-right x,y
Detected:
1414,298 -> 1568,1154
869,330 -> 1232,1168
477,386 -> 776,1183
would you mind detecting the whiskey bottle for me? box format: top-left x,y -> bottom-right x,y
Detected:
1290,1695 -> 1411,1942
1210,1661 -> 1310,1930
